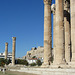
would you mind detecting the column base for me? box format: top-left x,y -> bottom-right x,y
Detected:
68,61 -> 75,68
71,59 -> 75,62
50,60 -> 68,68
12,64 -> 15,66
49,63 -> 70,69
41,62 -> 50,68
66,60 -> 70,64
53,60 -> 66,65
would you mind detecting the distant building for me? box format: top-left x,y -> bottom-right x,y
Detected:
27,58 -> 37,64
0,52 -> 12,60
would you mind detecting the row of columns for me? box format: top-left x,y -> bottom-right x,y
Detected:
5,37 -> 16,66
43,0 -> 75,66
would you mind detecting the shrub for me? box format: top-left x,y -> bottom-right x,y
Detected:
32,56 -> 37,59
16,59 -> 29,66
36,59 -> 42,66
30,63 -> 36,66
0,58 -> 7,67
6,58 -> 11,65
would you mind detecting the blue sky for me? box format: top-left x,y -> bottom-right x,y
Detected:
0,0 -> 55,58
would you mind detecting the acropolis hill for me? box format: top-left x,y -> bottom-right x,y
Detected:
24,46 -> 44,60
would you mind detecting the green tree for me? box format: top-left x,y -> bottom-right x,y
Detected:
36,59 -> 42,66
32,56 -> 37,59
30,63 -> 36,66
16,59 -> 29,66
0,58 -> 12,67
6,58 -> 11,65
0,58 -> 7,67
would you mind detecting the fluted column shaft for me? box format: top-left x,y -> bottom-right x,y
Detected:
71,0 -> 75,62
55,0 -> 65,64
43,0 -> 52,65
12,37 -> 16,66
53,12 -> 56,63
5,42 -> 8,59
64,0 -> 70,62
51,4 -> 56,63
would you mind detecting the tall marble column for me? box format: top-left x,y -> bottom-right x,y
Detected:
43,0 -> 52,65
5,42 -> 8,59
70,0 -> 75,62
12,37 -> 16,66
55,0 -> 65,65
51,4 -> 56,63
64,0 -> 70,63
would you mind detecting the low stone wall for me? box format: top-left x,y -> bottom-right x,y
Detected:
9,68 -> 75,75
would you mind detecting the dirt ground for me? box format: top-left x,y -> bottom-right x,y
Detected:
0,71 -> 37,75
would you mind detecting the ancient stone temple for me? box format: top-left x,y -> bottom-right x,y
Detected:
43,0 -> 75,67
5,42 -> 8,59
12,37 -> 16,66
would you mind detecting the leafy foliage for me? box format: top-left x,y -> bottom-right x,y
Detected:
36,59 -> 42,66
16,59 -> 29,66
0,58 -> 11,67
30,62 -> 36,66
0,58 -> 6,67
32,56 -> 37,59
6,58 -> 11,65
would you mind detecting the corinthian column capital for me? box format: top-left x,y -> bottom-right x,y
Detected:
12,37 -> 16,42
5,42 -> 8,46
44,0 -> 52,5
